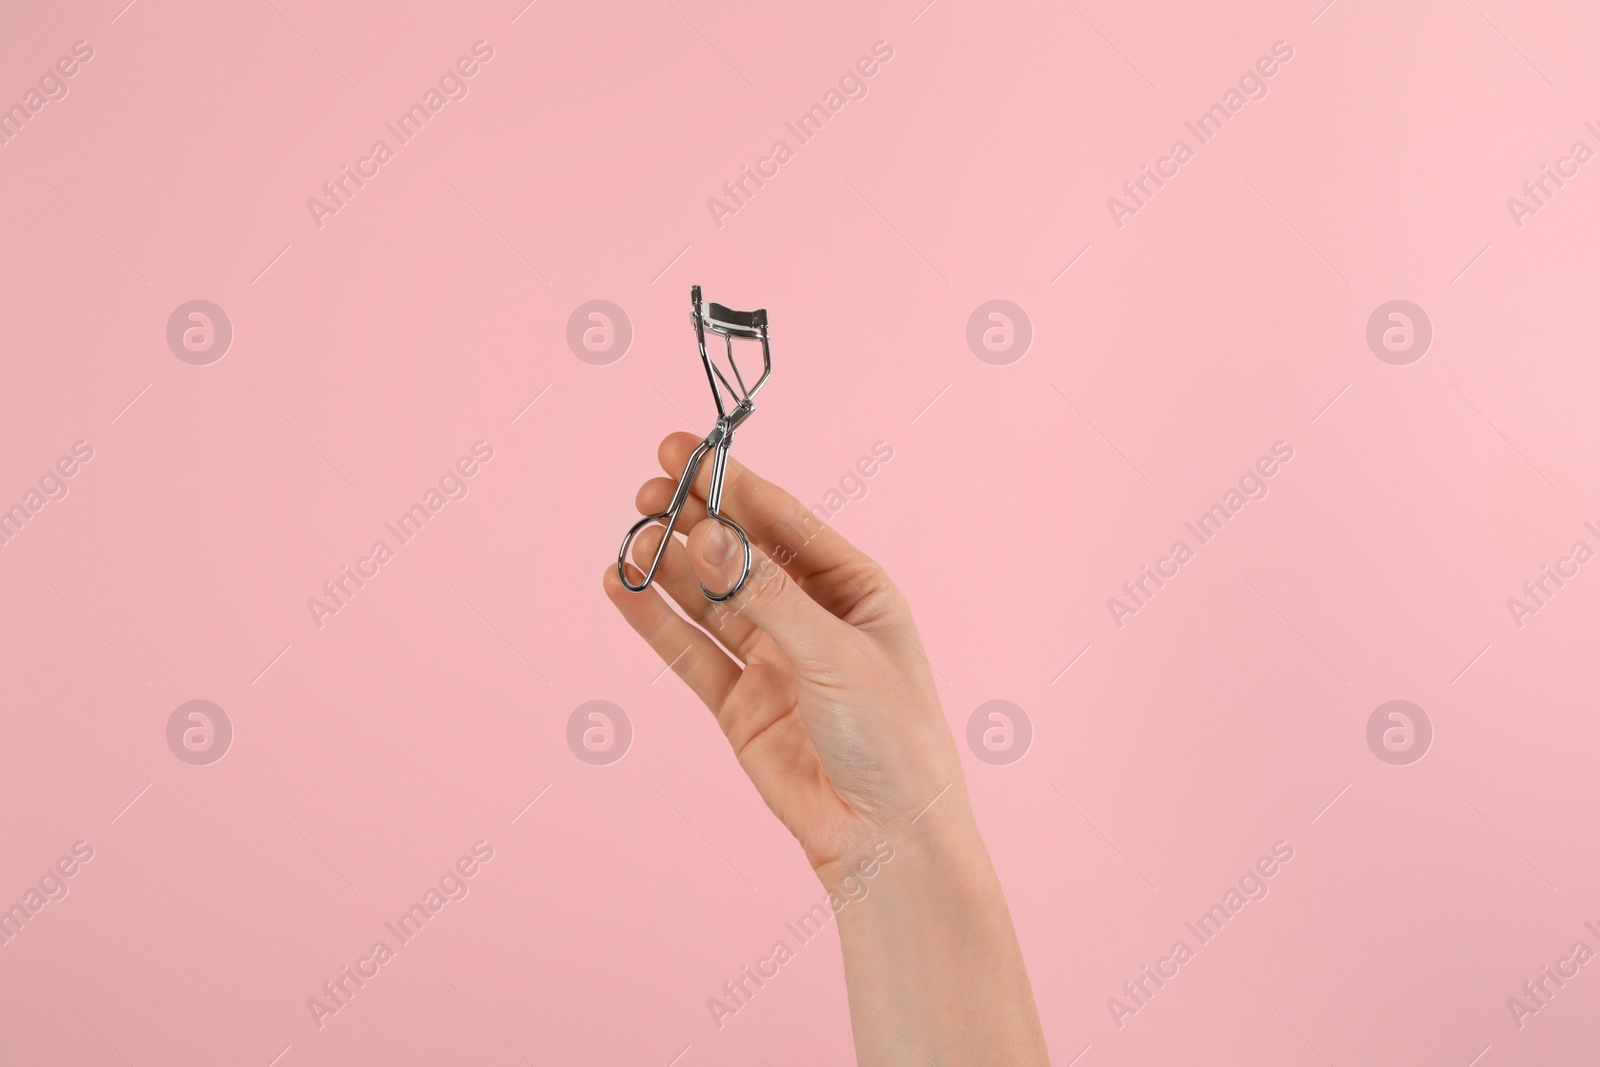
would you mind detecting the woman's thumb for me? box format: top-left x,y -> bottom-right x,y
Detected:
687,519 -> 848,672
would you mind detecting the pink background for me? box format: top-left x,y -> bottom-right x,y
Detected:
3,0 -> 1598,1063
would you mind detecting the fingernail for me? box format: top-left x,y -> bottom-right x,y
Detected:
705,523 -> 736,565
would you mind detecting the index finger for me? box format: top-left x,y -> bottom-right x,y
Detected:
655,432 -> 896,621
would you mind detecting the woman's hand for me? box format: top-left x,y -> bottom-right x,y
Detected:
604,432 -> 1050,1065
603,432 -> 958,879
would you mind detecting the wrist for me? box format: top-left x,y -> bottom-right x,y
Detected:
825,794 -> 1050,1066
821,794 -> 999,923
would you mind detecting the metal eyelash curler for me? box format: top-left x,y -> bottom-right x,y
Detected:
617,284 -> 773,602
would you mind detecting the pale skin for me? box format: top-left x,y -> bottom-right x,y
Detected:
603,433 -> 1051,1066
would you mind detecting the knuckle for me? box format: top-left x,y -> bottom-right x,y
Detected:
671,642 -> 700,675
747,554 -> 792,606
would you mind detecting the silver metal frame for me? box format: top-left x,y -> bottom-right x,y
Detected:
618,285 -> 772,602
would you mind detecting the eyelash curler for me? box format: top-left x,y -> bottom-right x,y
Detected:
617,285 -> 773,602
